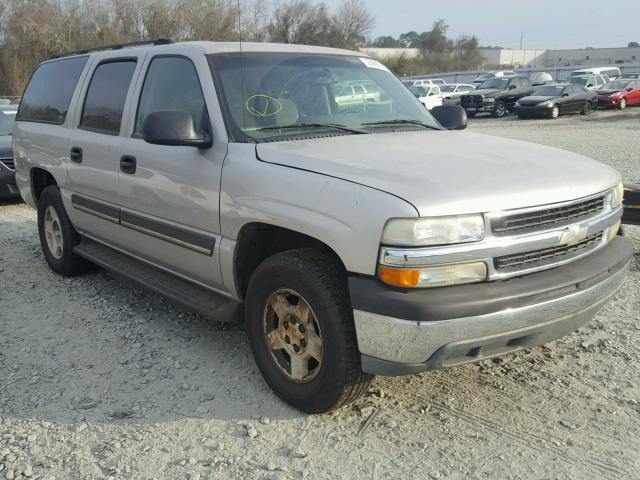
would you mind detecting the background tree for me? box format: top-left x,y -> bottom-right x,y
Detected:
629,41 -> 640,48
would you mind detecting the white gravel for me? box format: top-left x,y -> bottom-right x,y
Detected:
1,110 -> 639,479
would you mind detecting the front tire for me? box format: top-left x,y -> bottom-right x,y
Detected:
37,186 -> 91,276
549,105 -> 560,119
581,101 -> 593,115
493,101 -> 507,118
619,97 -> 627,110
245,249 -> 372,413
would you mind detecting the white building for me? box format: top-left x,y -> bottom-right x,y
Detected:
361,47 -> 640,69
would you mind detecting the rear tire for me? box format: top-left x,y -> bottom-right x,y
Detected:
245,249 -> 372,414
37,186 -> 91,276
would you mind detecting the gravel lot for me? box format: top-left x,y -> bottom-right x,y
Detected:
1,109 -> 639,480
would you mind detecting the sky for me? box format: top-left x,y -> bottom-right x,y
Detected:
324,0 -> 639,50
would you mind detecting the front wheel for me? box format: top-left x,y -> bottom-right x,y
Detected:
37,186 -> 91,276
549,105 -> 560,119
619,97 -> 627,110
581,101 -> 593,115
245,249 -> 372,414
493,101 -> 507,118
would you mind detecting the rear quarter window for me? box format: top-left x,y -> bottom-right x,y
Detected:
17,56 -> 88,125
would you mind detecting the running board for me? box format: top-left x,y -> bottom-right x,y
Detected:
74,237 -> 241,323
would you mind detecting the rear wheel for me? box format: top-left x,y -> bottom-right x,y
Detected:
581,101 -> 592,115
493,101 -> 507,118
37,186 -> 91,276
245,249 -> 372,413
619,97 -> 627,110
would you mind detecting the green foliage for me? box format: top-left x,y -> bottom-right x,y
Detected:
628,41 -> 640,48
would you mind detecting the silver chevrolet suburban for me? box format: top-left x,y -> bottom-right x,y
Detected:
13,40 -> 632,413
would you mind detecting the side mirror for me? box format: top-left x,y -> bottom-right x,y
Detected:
508,84 -> 517,90
562,93 -> 570,97
143,111 -> 212,149
431,105 -> 468,130
627,87 -> 634,92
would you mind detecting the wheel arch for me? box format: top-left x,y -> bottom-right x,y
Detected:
233,222 -> 347,300
31,168 -> 59,206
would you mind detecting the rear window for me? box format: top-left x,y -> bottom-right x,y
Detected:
17,56 -> 88,125
80,60 -> 137,135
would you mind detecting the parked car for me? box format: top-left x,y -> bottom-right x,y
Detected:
14,40 -> 631,413
595,79 -> 640,109
438,83 -> 476,98
570,67 -> 621,80
417,85 -> 444,110
619,72 -> 640,79
514,84 -> 597,119
460,76 -> 533,117
0,105 -> 19,200
472,70 -> 516,86
622,183 -> 640,226
568,74 -> 609,90
403,78 -> 445,88
332,81 -> 385,113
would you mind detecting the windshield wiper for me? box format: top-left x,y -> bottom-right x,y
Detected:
361,119 -> 441,130
255,122 -> 368,134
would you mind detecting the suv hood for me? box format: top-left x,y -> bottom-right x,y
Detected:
256,131 -> 620,216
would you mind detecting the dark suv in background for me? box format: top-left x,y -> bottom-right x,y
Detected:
461,76 -> 533,118
0,104 -> 19,200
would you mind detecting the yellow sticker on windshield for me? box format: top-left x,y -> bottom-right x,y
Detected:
245,94 -> 283,117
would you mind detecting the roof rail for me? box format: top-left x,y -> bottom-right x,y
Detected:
49,38 -> 173,60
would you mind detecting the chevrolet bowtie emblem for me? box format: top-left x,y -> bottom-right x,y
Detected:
560,224 -> 589,246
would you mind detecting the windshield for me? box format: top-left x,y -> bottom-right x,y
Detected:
440,85 -> 456,92
479,78 -> 508,89
475,73 -> 493,81
0,110 -> 16,135
532,85 -> 564,96
207,52 -> 439,142
568,77 -> 587,85
602,80 -> 629,90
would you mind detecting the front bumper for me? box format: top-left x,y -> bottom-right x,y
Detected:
514,104 -> 553,117
0,162 -> 20,200
598,96 -> 620,107
350,237 -> 632,375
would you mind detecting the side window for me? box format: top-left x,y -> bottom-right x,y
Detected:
353,85 -> 365,94
460,86 -> 472,92
135,57 -> 206,136
80,60 -> 137,135
17,56 -> 88,125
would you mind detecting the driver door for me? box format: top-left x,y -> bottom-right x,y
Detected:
115,54 -> 227,290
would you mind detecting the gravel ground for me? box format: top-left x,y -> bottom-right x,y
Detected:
1,110 -> 639,480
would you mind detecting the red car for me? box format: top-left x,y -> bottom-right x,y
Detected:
596,79 -> 640,109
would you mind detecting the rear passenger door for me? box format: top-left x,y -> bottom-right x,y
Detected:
66,57 -> 140,238
116,54 -> 227,290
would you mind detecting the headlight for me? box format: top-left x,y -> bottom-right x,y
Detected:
378,262 -> 488,288
382,215 -> 485,247
538,100 -> 553,107
484,97 -> 495,103
611,182 -> 624,208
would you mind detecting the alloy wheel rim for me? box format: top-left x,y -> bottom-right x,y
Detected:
552,106 -> 559,118
44,206 -> 64,260
620,98 -> 626,109
262,288 -> 323,383
496,104 -> 505,116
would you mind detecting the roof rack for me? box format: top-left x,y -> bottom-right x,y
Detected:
49,38 -> 173,60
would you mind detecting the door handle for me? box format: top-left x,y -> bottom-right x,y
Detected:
70,147 -> 83,164
120,155 -> 137,174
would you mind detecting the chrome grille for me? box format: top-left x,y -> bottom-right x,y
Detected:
0,157 -> 14,170
494,233 -> 602,272
491,196 -> 605,235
